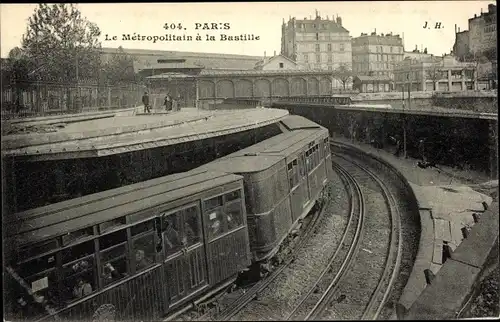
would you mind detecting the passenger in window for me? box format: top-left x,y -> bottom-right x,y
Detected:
135,249 -> 152,270
72,260 -> 90,273
183,222 -> 196,245
210,219 -> 221,236
72,278 -> 92,299
227,212 -> 237,230
102,263 -> 121,282
164,221 -> 182,249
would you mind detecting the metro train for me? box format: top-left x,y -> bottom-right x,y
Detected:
4,115 -> 332,321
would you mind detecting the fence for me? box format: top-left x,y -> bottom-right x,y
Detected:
1,81 -> 147,119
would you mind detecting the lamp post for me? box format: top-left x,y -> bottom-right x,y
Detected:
402,71 -> 410,159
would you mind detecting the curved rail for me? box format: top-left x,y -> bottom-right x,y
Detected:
286,162 -> 365,320
294,150 -> 402,321
324,151 -> 402,320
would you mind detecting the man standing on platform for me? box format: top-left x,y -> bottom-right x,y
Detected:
142,92 -> 151,113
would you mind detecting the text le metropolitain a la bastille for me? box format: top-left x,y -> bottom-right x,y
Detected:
104,22 -> 260,44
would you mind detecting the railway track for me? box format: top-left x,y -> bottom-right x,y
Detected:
309,152 -> 402,320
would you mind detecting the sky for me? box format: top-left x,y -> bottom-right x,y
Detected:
0,1 -> 496,58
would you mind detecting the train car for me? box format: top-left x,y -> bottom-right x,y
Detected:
4,170 -> 251,321
197,115 -> 331,262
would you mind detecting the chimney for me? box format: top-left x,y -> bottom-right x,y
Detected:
274,50 -> 276,56
336,16 -> 342,26
264,51 -> 266,58
326,15 -> 329,20
455,24 -> 457,33
458,27 -> 460,32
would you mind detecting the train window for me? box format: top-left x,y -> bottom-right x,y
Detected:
184,206 -> 202,246
99,217 -> 127,234
61,256 -> 96,302
61,227 -> 94,246
61,240 -> 95,264
99,229 -> 128,285
225,202 -> 244,231
132,234 -> 155,272
101,244 -> 126,263
17,239 -> 58,262
204,196 -> 223,211
163,212 -> 184,257
99,230 -> 127,250
131,220 -> 154,236
18,253 -> 57,279
287,163 -> 293,171
224,190 -> 241,203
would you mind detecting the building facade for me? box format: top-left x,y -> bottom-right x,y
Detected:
453,29 -> 470,59
281,12 -> 352,72
393,55 -> 477,92
351,32 -> 404,81
253,54 -> 306,70
453,4 -> 497,60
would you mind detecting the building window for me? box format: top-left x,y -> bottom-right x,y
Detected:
279,62 -> 284,69
315,33 -> 319,40
316,54 -> 321,63
304,54 -> 309,62
390,47 -> 393,53
327,43 -> 332,51
328,65 -> 333,71
328,55 -> 332,63
315,43 -> 320,52
340,43 -> 344,51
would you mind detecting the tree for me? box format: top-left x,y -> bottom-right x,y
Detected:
21,4 -> 102,82
102,46 -> 140,85
424,59 -> 443,91
333,64 -> 353,90
4,47 -> 38,111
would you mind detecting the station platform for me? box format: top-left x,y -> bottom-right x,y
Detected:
331,136 -> 497,317
1,107 -> 289,161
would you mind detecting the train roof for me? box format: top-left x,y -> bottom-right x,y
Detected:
196,117 -> 327,173
280,115 -> 324,130
7,170 -> 242,246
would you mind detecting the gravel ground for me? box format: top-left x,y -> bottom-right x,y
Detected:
230,170 -> 351,321
318,188 -> 392,320
461,265 -> 500,319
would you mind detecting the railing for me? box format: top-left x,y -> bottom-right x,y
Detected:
273,95 -> 353,105
1,83 -> 146,120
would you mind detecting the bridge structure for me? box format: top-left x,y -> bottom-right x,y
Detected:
146,69 -> 355,110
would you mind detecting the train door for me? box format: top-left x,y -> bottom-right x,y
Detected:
161,203 -> 208,310
299,152 -> 311,206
